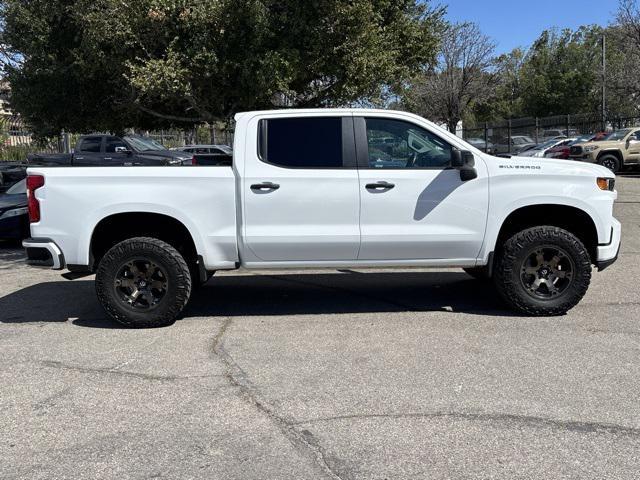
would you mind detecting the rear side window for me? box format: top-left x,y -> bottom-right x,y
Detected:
78,136 -> 102,153
259,117 -> 343,168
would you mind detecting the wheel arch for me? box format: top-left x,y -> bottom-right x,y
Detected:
493,204 -> 599,264
596,149 -> 623,163
89,212 -> 200,271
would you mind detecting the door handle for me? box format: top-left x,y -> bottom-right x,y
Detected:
104,157 -> 112,161
365,181 -> 395,191
251,182 -> 280,191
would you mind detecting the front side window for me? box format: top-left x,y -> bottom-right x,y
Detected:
260,117 -> 343,168
365,118 -> 452,169
78,136 -> 102,153
630,131 -> 640,141
105,136 -> 127,153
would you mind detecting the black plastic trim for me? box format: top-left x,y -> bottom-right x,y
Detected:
597,243 -> 620,271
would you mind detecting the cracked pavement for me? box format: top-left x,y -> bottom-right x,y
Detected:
1,175 -> 640,479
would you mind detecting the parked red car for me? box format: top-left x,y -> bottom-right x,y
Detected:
545,134 -> 600,159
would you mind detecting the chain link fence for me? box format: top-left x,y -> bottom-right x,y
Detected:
0,115 -> 235,163
463,113 -> 640,155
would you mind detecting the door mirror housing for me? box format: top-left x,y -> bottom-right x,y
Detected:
115,146 -> 132,154
451,149 -> 477,181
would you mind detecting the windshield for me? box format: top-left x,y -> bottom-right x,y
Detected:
603,129 -> 632,141
123,135 -> 167,152
6,179 -> 26,195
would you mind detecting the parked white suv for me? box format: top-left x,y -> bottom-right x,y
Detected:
23,109 -> 621,327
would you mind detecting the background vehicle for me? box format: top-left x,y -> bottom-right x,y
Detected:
541,128 -> 577,141
23,109 -> 620,327
171,144 -> 233,166
494,135 -> 536,154
465,138 -> 495,154
0,179 -> 28,240
27,135 -> 194,166
545,135 -> 593,160
570,127 -> 640,172
0,162 -> 27,191
519,138 -> 576,158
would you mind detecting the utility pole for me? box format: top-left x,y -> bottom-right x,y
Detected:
601,33 -> 606,132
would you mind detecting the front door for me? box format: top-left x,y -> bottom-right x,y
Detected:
242,115 -> 360,262
355,116 -> 489,261
626,130 -> 640,164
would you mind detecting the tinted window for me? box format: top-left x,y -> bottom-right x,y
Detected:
6,179 -> 26,195
365,118 -> 452,169
631,131 -> 640,141
79,136 -> 102,153
105,136 -> 127,153
261,117 -> 343,168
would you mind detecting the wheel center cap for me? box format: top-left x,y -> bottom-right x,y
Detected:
138,280 -> 147,288
538,267 -> 551,278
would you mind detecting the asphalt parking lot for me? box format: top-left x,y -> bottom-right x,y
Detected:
1,176 -> 640,480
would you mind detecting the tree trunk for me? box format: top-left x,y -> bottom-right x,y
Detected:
447,119 -> 459,135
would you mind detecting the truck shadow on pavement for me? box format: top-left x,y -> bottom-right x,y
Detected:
0,271 -> 521,328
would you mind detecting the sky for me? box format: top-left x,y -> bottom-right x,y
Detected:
444,0 -> 620,54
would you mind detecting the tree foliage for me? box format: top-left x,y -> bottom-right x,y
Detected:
0,0 -> 444,135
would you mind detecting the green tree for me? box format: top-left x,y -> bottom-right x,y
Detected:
518,26 -> 603,117
0,0 -> 444,135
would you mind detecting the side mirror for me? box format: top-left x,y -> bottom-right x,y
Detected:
115,146 -> 132,154
451,150 -> 478,181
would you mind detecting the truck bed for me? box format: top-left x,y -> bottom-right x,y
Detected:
27,166 -> 239,270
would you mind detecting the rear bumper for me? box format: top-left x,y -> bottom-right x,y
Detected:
22,238 -> 65,270
596,219 -> 621,271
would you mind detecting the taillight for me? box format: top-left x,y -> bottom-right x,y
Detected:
26,174 -> 45,223
191,155 -> 197,165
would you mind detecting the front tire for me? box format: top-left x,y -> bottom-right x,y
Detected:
494,226 -> 591,316
598,154 -> 621,173
95,237 -> 192,328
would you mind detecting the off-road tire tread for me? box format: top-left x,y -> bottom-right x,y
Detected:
95,237 -> 192,328
494,226 -> 591,316
598,154 -> 621,173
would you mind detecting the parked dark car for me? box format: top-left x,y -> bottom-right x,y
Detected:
171,144 -> 233,166
27,135 -> 194,166
465,137 -> 495,154
0,163 -> 28,190
0,179 -> 28,240
493,136 -> 537,155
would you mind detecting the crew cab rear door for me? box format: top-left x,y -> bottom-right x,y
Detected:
241,114 -> 360,262
73,136 -> 104,165
355,115 -> 489,262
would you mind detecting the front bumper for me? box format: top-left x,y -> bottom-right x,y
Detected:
22,238 -> 65,270
569,154 -> 597,163
596,219 -> 621,271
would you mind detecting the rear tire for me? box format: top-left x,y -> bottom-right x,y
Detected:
95,237 -> 192,328
598,154 -> 621,173
494,226 -> 591,316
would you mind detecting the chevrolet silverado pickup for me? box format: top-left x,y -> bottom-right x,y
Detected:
23,109 -> 621,327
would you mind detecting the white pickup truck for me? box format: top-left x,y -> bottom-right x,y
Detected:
23,109 -> 621,327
